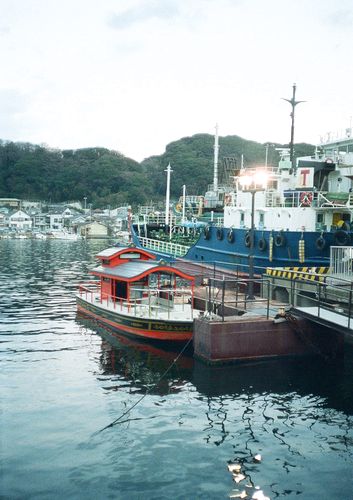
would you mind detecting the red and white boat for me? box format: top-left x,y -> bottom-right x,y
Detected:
76,246 -> 202,342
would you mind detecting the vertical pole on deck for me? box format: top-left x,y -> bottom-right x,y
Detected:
182,184 -> 186,225
349,283 -> 352,329
213,123 -> 219,193
247,190 -> 256,300
221,279 -> 225,322
165,163 -> 173,230
267,280 -> 270,319
317,282 -> 321,318
191,283 -> 194,320
282,83 -> 306,171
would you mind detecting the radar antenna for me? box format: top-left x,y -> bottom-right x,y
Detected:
282,83 -> 306,170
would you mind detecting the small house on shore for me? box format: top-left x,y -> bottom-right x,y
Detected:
79,221 -> 109,239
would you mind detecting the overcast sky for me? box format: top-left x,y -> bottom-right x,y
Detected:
1,0 -> 353,161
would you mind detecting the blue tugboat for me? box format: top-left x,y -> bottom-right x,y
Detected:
132,132 -> 353,274
131,87 -> 353,273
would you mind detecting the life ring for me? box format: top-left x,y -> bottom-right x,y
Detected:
203,225 -> 211,240
216,228 -> 223,240
315,236 -> 326,250
227,229 -> 234,243
258,237 -> 267,252
274,232 -> 286,247
300,192 -> 313,207
334,229 -> 350,246
244,231 -> 251,248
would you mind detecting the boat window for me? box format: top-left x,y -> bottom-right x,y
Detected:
102,277 -> 110,282
102,259 -> 110,265
317,213 -> 324,223
120,253 -> 141,259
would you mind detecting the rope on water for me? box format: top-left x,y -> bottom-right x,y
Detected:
93,337 -> 193,435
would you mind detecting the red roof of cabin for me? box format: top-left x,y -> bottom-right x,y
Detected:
96,246 -> 156,267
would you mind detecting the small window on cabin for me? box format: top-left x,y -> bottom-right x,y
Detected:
240,213 -> 245,223
102,259 -> 110,265
317,213 -> 324,223
120,253 -> 141,259
102,277 -> 110,282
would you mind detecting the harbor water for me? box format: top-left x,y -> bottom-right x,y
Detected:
1,239 -> 353,499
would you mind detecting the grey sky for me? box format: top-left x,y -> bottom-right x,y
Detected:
0,0 -> 352,161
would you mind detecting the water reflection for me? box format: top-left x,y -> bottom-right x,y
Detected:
2,240 -> 353,500
80,314 -> 353,415
77,316 -> 193,396
80,316 -> 353,499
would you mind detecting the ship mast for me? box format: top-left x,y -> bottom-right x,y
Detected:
213,123 -> 219,191
164,163 -> 173,226
282,83 -> 305,170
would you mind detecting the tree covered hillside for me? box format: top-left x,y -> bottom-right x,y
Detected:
0,135 -> 315,206
0,141 -> 151,206
142,134 -> 315,199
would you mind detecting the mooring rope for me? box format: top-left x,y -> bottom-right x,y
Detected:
94,337 -> 193,435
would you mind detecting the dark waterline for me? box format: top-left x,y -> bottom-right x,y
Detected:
1,239 -> 353,499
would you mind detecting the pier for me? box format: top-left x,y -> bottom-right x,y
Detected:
192,276 -> 344,365
191,261 -> 349,364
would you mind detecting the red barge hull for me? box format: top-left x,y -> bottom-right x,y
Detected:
77,297 -> 193,342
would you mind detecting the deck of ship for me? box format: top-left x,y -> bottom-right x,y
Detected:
77,289 -> 201,322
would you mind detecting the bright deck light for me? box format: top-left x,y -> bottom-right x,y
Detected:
239,169 -> 268,190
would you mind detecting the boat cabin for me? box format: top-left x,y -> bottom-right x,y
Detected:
91,246 -> 195,308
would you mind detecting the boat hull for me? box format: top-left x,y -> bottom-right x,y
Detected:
76,296 -> 193,342
132,225 -> 341,272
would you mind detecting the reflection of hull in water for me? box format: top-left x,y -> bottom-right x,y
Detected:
77,314 -> 353,414
77,315 -> 193,394
192,354 -> 353,414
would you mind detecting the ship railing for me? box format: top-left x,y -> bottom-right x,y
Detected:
265,269 -> 353,330
134,213 -> 179,226
83,286 -> 194,320
305,278 -> 353,330
265,190 -> 282,207
203,276 -> 271,321
78,282 -> 101,302
213,217 -> 224,226
276,190 -> 323,208
137,236 -> 189,257
317,192 -> 348,208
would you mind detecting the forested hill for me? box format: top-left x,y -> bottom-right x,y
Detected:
0,135 -> 315,207
142,134 -> 315,199
0,142 -> 149,206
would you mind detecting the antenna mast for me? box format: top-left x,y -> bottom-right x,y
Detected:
282,83 -> 305,170
213,124 -> 219,191
164,163 -> 173,226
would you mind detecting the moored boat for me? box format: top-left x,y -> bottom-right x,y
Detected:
131,131 -> 353,273
76,246 -> 202,343
49,229 -> 82,240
